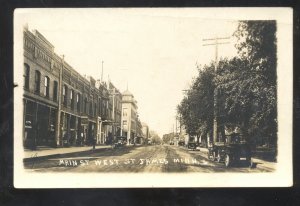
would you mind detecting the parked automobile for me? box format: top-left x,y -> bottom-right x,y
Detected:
207,133 -> 252,167
113,136 -> 127,148
178,140 -> 185,146
187,142 -> 197,151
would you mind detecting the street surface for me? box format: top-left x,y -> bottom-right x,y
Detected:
24,145 -> 274,173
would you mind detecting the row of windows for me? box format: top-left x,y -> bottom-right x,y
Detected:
24,63 -> 110,118
24,63 -> 58,101
62,84 -> 109,117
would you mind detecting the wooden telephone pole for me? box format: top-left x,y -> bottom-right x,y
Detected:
55,54 -> 65,146
203,37 -> 230,143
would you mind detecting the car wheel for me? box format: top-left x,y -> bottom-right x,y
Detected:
246,157 -> 253,168
225,154 -> 232,167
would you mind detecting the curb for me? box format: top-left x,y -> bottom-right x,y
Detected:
23,144 -> 139,162
23,147 -> 111,162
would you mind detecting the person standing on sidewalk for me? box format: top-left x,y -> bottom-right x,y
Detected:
92,133 -> 96,150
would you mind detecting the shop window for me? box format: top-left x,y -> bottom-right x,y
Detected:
34,70 -> 41,94
24,64 -> 30,90
44,76 -> 50,97
53,81 -> 58,102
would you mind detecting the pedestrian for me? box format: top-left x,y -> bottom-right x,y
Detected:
92,134 -> 96,150
80,132 -> 84,146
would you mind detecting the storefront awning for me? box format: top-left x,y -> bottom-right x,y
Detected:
81,116 -> 97,124
102,120 -> 114,125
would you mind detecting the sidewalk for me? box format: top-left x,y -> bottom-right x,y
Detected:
197,147 -> 276,171
24,145 -> 111,160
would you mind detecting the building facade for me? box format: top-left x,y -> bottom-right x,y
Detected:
23,28 -> 118,149
108,81 -> 122,141
120,90 -> 138,144
23,29 -> 58,148
141,122 -> 150,144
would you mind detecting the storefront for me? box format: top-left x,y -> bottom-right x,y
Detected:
102,120 -> 113,145
60,112 -> 81,147
23,99 -> 56,149
88,120 -> 96,145
79,116 -> 96,145
80,116 -> 89,145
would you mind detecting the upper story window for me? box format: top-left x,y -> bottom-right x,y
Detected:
89,101 -> 93,116
94,102 -> 97,117
77,93 -> 81,112
24,64 -> 30,90
98,98 -> 102,116
84,98 -> 88,114
44,76 -> 50,97
63,85 -> 68,106
53,81 -> 58,102
70,90 -> 75,110
105,100 -> 108,116
34,70 -> 41,94
123,108 -> 127,117
102,100 -> 105,116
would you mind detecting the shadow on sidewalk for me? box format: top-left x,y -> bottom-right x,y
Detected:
23,145 -> 138,163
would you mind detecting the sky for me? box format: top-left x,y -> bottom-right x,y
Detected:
16,9 -> 239,137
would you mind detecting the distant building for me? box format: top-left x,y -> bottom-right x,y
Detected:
121,90 -> 138,144
135,118 -> 143,144
141,122 -> 150,144
95,80 -> 110,145
107,80 -> 122,142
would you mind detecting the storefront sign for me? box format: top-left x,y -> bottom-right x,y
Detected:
81,117 -> 88,125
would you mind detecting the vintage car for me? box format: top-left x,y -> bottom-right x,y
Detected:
178,140 -> 185,146
113,136 -> 127,148
187,142 -> 197,151
208,133 -> 252,167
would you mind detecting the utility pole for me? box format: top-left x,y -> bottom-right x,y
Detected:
55,54 -> 64,147
179,114 -> 182,134
175,115 -> 178,136
203,37 -> 230,143
173,124 -> 174,136
97,60 -> 104,145
101,61 -> 104,83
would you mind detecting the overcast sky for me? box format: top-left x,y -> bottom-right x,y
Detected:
16,9 -> 239,137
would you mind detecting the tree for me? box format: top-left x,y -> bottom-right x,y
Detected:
178,20 -> 277,155
232,20 -> 277,146
177,63 -> 214,139
162,132 -> 175,144
150,130 -> 162,144
178,20 -> 277,150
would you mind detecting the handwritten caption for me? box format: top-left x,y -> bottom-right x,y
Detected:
58,158 -> 203,167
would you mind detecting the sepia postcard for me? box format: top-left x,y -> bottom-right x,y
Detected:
14,8 -> 293,188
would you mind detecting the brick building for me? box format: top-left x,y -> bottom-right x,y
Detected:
107,81 -> 122,141
23,27 -> 117,149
